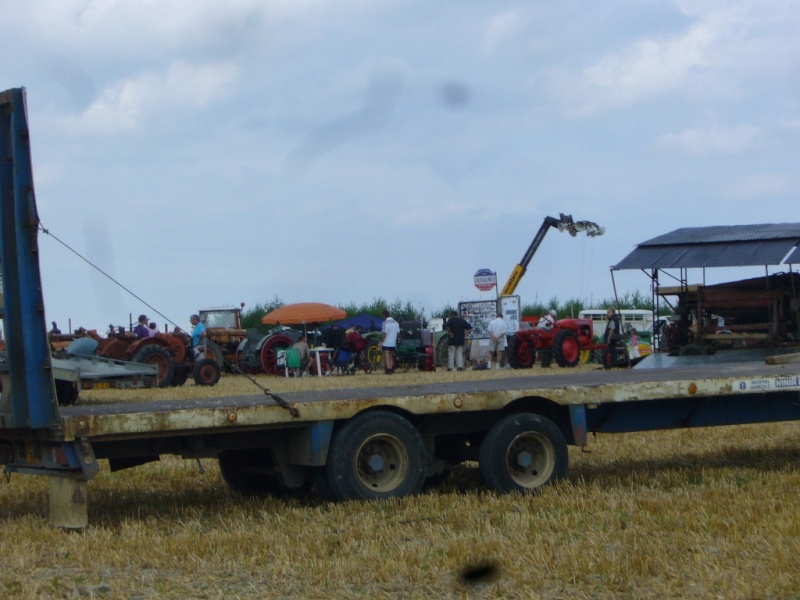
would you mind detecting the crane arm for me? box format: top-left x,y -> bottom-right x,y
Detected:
500,213 -> 605,296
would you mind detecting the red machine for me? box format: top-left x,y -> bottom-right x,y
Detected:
500,214 -> 606,369
508,317 -> 604,368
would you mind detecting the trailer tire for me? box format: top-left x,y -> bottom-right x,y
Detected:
193,358 -> 221,386
219,449 -> 287,497
132,344 -> 175,388
552,330 -> 580,367
479,413 -> 568,494
326,411 -> 427,500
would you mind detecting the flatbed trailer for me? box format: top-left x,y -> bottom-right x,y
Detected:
3,86 -> 800,529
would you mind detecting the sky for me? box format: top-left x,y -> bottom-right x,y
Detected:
2,0 -> 799,333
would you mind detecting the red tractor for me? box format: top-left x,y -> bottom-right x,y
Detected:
507,317 -> 605,368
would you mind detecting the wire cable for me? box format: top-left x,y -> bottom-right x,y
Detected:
37,222 -> 185,334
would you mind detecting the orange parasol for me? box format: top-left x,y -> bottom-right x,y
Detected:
261,302 -> 346,326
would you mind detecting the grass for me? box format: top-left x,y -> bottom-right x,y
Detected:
2,367 -> 800,598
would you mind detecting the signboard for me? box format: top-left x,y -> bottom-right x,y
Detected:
458,296 -> 520,339
473,269 -> 497,292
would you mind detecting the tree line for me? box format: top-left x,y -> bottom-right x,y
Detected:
241,290 -> 659,331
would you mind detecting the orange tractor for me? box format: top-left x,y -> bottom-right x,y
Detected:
58,329 -> 221,387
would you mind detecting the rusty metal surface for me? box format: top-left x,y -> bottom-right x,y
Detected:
58,361 -> 800,442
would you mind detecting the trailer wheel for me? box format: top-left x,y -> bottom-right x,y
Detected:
132,344 -> 175,388
219,449 -> 286,496
479,413 -> 568,494
193,358 -> 221,386
326,411 -> 427,500
552,330 -> 580,367
507,335 -> 535,369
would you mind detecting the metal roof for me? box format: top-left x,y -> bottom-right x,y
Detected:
613,223 -> 800,270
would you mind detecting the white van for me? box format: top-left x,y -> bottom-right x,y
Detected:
578,309 -> 656,339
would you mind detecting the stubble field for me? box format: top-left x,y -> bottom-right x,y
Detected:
2,365 -> 799,599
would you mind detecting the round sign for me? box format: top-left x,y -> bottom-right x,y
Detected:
474,268 -> 497,292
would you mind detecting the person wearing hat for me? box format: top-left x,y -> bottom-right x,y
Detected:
536,309 -> 557,331
133,314 -> 150,338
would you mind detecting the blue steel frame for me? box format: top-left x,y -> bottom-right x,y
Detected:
0,87 -> 60,429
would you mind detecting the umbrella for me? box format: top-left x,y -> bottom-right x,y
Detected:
262,302 -> 346,326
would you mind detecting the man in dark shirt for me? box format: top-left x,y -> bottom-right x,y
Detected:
445,310 -> 472,371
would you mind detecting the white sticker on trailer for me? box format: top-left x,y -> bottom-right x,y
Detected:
736,377 -> 800,391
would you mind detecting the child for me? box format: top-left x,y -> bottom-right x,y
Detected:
629,328 -> 641,359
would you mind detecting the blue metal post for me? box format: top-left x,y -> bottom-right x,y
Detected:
0,87 -> 60,429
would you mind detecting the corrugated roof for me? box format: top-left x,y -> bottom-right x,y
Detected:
613,223 -> 800,270
786,246 -> 800,264
639,223 -> 800,246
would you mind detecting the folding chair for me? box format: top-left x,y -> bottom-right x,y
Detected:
283,347 -> 302,377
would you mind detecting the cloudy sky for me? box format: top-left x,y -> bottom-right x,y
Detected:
2,0 -> 799,333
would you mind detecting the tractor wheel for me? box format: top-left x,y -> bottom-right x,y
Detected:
171,368 -> 188,387
163,335 -> 187,364
365,340 -> 383,372
132,344 -> 175,388
259,333 -> 293,375
679,343 -> 707,356
204,340 -> 225,370
552,330 -> 580,367
55,379 -> 79,406
193,358 -> 221,386
435,334 -> 449,367
507,335 -> 535,369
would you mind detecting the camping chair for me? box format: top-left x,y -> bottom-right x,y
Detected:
283,347 -> 302,377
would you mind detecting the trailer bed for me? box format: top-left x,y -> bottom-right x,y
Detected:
58,361 -> 800,441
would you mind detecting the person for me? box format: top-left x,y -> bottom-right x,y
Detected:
487,312 -> 509,369
604,307 -> 621,345
346,325 -> 370,373
536,309 -> 557,330
292,332 -> 312,376
346,325 -> 367,353
629,327 -> 641,359
445,310 -> 472,371
380,309 -> 400,374
133,314 -> 150,339
148,321 -> 159,337
49,321 -> 61,335
189,314 -> 207,357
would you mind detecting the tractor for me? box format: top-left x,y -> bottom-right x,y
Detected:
235,327 -> 301,375
198,305 -> 247,371
507,317 -> 605,368
70,329 -> 221,387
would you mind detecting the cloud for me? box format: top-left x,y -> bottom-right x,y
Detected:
726,172 -> 796,199
482,9 -> 527,56
548,5 -> 759,116
59,60 -> 240,135
657,124 -> 760,156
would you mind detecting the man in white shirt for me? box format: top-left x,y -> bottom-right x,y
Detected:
380,309 -> 400,374
487,312 -> 509,369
